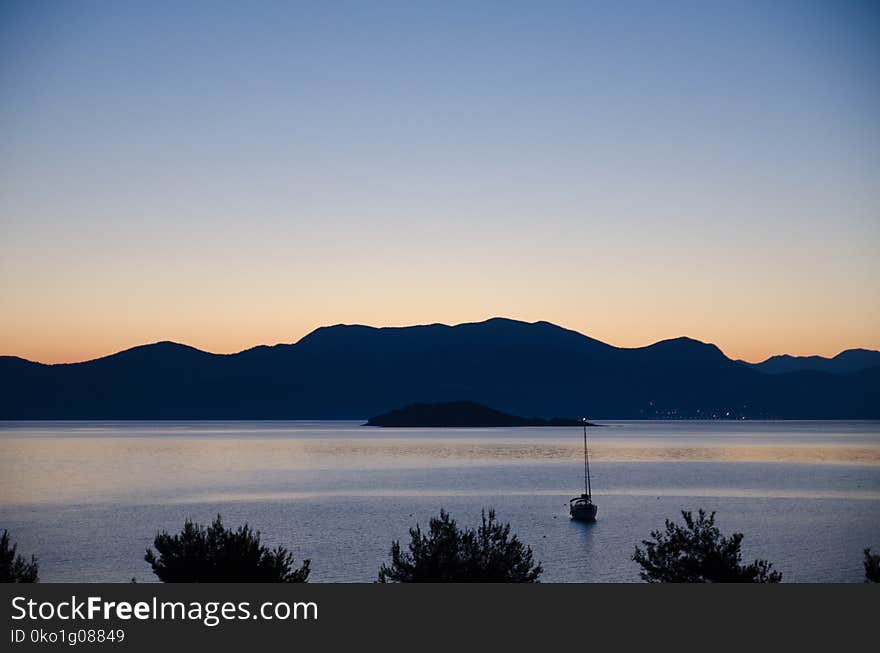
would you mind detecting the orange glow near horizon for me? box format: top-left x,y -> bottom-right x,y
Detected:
2,220 -> 878,365
3,306 -> 878,365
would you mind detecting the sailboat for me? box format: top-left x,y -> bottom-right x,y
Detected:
569,417 -> 597,521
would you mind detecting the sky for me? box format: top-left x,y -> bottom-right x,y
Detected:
1,0 -> 878,364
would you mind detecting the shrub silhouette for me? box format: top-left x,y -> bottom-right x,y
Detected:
633,509 -> 781,583
145,515 -> 309,582
864,548 -> 880,583
0,530 -> 38,583
378,509 -> 542,582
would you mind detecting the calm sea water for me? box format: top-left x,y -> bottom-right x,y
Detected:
1,421 -> 878,582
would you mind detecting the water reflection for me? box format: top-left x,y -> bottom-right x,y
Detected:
2,428 -> 879,505
1,421 -> 878,582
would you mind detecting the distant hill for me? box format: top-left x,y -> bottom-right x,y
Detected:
741,349 -> 880,375
365,401 -> 589,427
1,317 -> 878,419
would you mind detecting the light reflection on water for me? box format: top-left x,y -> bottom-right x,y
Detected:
183,487 -> 880,503
1,421 -> 878,582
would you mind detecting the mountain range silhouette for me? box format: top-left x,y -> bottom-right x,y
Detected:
1,318 -> 877,419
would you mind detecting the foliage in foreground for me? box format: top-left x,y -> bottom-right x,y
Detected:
145,515 -> 310,582
864,548 -> 880,583
0,529 -> 39,583
633,510 -> 781,583
378,509 -> 542,582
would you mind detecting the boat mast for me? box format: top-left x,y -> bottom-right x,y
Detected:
583,417 -> 592,498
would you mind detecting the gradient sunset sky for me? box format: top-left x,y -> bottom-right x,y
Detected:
1,1 -> 878,364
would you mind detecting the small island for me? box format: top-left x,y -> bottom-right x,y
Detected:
365,401 -> 597,428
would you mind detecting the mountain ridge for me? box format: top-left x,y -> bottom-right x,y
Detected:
740,348 -> 880,375
11,317 -> 871,368
1,318 -> 877,419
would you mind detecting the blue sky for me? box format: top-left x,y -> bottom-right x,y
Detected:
1,1 -> 878,362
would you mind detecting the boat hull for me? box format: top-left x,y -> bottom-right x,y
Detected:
569,501 -> 597,522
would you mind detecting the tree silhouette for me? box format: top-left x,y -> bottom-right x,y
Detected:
0,530 -> 38,583
633,510 -> 781,583
378,509 -> 542,582
145,515 -> 309,582
864,548 -> 880,583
